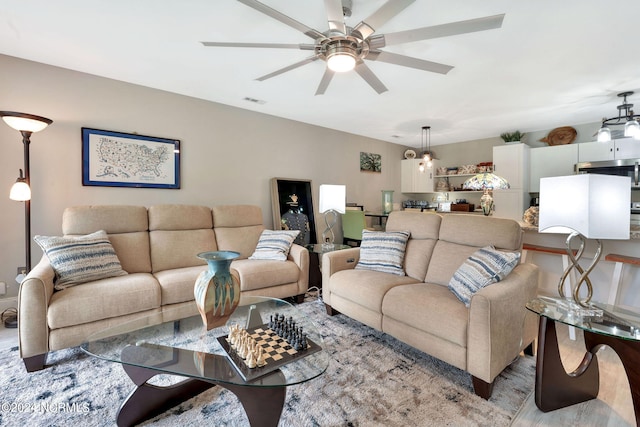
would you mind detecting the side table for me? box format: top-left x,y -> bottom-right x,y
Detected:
305,244 -> 351,289
526,297 -> 640,426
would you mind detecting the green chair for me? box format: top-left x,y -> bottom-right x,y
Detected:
342,210 -> 369,247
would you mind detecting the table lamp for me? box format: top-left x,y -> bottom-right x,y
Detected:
539,174 -> 630,310
319,184 -> 346,248
462,172 -> 510,215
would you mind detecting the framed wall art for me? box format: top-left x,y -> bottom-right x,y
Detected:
82,127 -> 180,189
270,178 -> 317,245
360,152 -> 381,173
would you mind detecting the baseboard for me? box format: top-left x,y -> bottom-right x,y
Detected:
0,297 -> 18,315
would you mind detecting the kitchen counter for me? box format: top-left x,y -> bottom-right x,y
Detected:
518,221 -> 640,240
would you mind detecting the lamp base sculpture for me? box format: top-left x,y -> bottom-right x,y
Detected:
558,232 -> 603,315
194,251 -> 241,330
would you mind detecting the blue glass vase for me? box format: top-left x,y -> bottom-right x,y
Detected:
194,251 -> 241,330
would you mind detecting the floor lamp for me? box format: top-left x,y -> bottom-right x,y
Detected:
1,111 -> 53,276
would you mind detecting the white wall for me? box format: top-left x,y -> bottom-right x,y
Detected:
0,54 -> 405,298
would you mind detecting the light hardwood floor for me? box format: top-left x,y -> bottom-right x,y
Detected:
0,322 -> 634,426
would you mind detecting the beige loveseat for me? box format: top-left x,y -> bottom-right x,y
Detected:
322,211 -> 539,399
19,204 -> 309,372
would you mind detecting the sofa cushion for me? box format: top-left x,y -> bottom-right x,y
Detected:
150,229 -> 216,272
448,246 -> 521,307
382,282 -> 469,348
331,268 -> 419,313
154,265 -> 208,305
385,211 -> 441,282
47,273 -> 160,329
34,230 -> 128,290
213,205 -> 265,259
231,259 -> 300,291
249,230 -> 300,261
355,230 -> 410,276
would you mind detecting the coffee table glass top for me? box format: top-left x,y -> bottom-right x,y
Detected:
527,296 -> 640,342
81,296 -> 329,387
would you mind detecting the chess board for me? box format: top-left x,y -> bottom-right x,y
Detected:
218,323 -> 321,382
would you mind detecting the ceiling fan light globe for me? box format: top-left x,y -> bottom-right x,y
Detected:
327,53 -> 356,72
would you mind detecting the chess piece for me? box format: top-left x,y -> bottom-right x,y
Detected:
247,350 -> 257,368
256,347 -> 266,367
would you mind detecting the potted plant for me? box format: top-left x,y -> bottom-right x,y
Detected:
500,130 -> 525,144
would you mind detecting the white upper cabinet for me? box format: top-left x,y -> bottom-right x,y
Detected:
613,138 -> 640,160
492,143 -> 530,190
529,144 -> 579,193
578,138 -> 640,163
401,159 -> 437,193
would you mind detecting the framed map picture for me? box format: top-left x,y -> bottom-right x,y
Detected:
82,128 -> 180,189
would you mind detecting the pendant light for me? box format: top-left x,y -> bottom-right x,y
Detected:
418,125 -> 432,173
597,91 -> 640,141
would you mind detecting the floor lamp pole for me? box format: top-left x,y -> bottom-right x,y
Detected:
22,130 -> 32,273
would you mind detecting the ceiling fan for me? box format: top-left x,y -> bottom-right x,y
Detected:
202,0 -> 505,95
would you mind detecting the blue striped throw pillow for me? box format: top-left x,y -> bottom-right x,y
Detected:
249,230 -> 300,261
355,230 -> 410,276
34,230 -> 127,290
448,246 -> 521,307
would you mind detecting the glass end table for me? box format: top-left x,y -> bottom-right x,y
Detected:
526,296 -> 640,425
82,296 -> 329,427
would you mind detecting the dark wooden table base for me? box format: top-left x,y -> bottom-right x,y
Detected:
535,316 -> 640,426
117,363 -> 286,427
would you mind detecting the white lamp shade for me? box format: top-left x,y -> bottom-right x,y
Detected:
2,116 -> 51,133
9,181 -> 31,201
539,174 -> 630,239
319,184 -> 346,214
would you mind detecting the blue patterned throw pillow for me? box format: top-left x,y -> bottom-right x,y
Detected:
249,230 -> 300,261
34,230 -> 127,290
448,246 -> 521,307
355,230 -> 411,276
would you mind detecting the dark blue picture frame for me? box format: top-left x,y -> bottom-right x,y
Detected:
82,128 -> 180,189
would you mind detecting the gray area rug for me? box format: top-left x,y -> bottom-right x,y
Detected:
0,298 -> 535,426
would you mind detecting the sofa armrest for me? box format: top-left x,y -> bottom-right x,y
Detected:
18,256 -> 55,360
288,243 -> 309,295
321,247 -> 360,306
466,262 -> 539,383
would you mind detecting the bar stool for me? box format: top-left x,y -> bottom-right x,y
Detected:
521,243 -> 578,340
604,253 -> 640,306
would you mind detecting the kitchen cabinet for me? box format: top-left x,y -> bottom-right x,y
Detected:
401,159 -> 438,193
578,138 -> 640,163
529,144 -> 578,193
492,143 -> 530,221
493,143 -> 530,190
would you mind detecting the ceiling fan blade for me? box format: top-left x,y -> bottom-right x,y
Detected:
354,62 -> 388,94
315,68 -> 335,95
201,41 -> 316,50
237,0 -> 325,40
380,14 -> 505,46
256,54 -> 321,81
351,0 -> 415,40
367,50 -> 453,74
324,0 -> 347,34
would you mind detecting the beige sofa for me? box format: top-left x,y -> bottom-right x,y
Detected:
322,211 -> 539,399
19,204 -> 309,372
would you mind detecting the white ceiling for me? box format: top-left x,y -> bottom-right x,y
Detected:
1,0 -> 640,147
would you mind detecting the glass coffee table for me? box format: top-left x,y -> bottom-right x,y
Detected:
82,296 -> 329,427
526,296 -> 640,426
